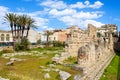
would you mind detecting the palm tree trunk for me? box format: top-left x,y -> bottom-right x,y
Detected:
26,27 -> 30,38
20,26 -> 22,39
17,26 -> 21,43
46,35 -> 49,47
10,23 -> 13,38
14,24 -> 17,42
22,26 -> 25,38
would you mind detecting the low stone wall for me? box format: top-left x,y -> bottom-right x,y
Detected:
28,45 -> 44,49
0,46 -> 13,51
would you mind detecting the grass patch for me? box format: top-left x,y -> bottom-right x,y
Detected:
100,53 -> 120,80
0,47 -> 80,80
64,56 -> 77,64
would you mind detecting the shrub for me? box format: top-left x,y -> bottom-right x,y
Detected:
53,41 -> 65,47
46,61 -> 52,65
21,37 -> 30,49
15,43 -> 24,51
0,51 -> 3,56
37,39 -> 41,44
15,37 -> 30,51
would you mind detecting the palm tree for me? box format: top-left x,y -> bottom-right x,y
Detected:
13,14 -> 18,38
4,13 -> 36,49
20,15 -> 27,38
26,17 -> 35,38
44,30 -> 53,47
4,13 -> 14,37
16,15 -> 22,42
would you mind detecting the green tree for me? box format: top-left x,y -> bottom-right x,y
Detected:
4,13 -> 14,38
37,39 -> 41,44
44,31 -> 53,47
26,17 -> 35,38
4,13 -> 36,50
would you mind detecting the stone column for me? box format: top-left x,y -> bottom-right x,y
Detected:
109,33 -> 113,50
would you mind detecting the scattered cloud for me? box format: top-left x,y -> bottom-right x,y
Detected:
59,16 -> 81,26
39,0 -> 104,28
0,6 -> 53,30
48,7 -> 104,28
0,0 -> 104,31
23,0 -> 32,2
0,6 -> 10,30
16,7 -> 25,12
49,8 -> 76,17
114,18 -> 120,22
40,0 -> 67,9
84,20 -> 104,28
70,1 -> 103,9
72,11 -> 103,19
0,6 -> 9,16
89,1 -> 103,9
59,16 -> 104,29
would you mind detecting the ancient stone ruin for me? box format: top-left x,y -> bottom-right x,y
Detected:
53,24 -> 115,80
65,24 -> 97,57
77,33 -> 114,80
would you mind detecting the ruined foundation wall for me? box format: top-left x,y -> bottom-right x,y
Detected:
76,34 -> 115,80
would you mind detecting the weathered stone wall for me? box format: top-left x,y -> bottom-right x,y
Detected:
65,24 -> 97,57
52,24 -> 115,80
76,33 -> 115,80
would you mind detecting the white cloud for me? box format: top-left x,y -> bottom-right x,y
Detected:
70,2 -> 86,9
60,16 -> 81,26
39,0 -> 104,29
70,1 -> 103,9
72,11 -> 103,19
59,16 -> 104,29
40,0 -> 67,9
84,20 -> 104,28
33,17 -> 48,27
114,18 -> 120,22
48,8 -> 104,28
89,1 -> 103,9
0,6 -> 9,16
16,7 -> 25,12
0,6 -> 9,30
23,0 -> 32,2
84,1 -> 90,6
0,6 -> 53,31
49,8 -> 76,17
0,0 -> 104,31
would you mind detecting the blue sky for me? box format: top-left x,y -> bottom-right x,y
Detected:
0,0 -> 120,32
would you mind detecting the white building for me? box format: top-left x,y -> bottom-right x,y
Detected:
41,31 -> 47,42
0,29 -> 40,45
0,30 -> 13,42
27,29 -> 40,43
0,30 -> 13,46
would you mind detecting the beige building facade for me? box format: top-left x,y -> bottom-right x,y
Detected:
97,24 -> 118,37
0,30 -> 13,46
49,30 -> 67,42
0,29 -> 40,46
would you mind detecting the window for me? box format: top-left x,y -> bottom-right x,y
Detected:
6,34 -> 10,41
1,34 -> 4,41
